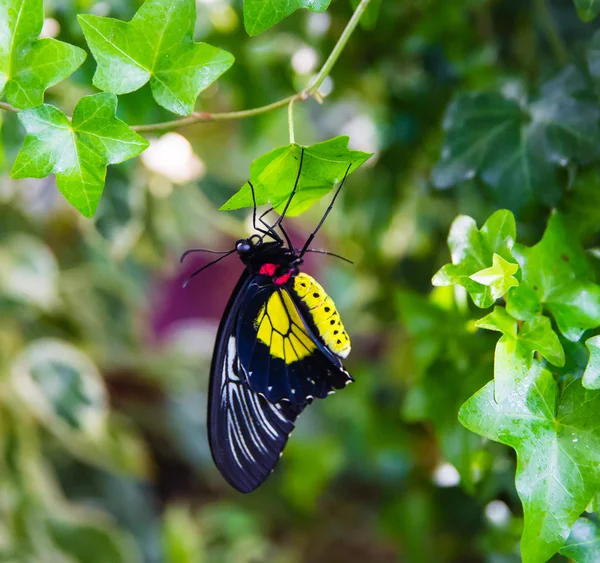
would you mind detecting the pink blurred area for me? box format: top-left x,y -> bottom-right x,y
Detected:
149,227 -> 323,344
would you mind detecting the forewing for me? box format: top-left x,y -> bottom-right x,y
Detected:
208,272 -> 303,493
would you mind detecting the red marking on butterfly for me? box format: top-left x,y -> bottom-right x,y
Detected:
274,272 -> 292,285
259,263 -> 277,276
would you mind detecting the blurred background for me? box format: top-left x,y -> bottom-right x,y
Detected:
0,0 -> 593,561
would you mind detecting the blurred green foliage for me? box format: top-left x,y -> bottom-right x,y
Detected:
3,0 -> 600,562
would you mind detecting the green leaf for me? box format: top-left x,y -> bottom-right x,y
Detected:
506,284 -> 542,321
11,93 -> 149,218
476,307 -> 564,400
220,137 -> 372,216
512,214 -> 600,341
470,253 -> 518,300
0,233 -> 59,309
78,0 -> 234,115
576,0 -> 600,22
0,0 -> 86,109
433,71 -> 600,212
460,367 -> 600,563
561,518 -> 600,562
10,339 -> 108,435
583,335 -> 600,390
243,0 -> 330,37
432,210 -> 517,308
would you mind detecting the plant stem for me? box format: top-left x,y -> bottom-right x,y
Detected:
0,102 -> 20,113
131,94 -> 300,133
533,0 -> 569,66
288,98 -> 296,144
0,0 -> 371,134
306,0 -> 371,95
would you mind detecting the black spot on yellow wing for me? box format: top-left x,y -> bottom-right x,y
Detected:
292,273 -> 351,358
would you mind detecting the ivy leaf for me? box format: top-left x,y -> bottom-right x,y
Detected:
583,335 -> 600,390
433,71 -> 600,212
0,0 -> 87,109
561,518 -> 600,562
512,214 -> 600,341
244,0 -> 330,37
11,339 -> 108,436
476,307 -> 564,400
470,253 -> 518,300
220,137 -> 371,216
10,93 -> 149,218
432,210 -> 517,308
78,0 -> 234,115
576,0 -> 600,22
460,367 -> 600,563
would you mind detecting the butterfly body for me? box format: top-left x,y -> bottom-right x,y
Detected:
207,237 -> 353,493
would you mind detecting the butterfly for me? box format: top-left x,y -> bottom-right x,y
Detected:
182,149 -> 354,493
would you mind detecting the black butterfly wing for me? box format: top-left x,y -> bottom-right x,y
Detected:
236,277 -> 353,405
208,271 -> 305,493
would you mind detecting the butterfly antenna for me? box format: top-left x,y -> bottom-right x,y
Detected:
299,163 -> 352,258
273,148 -> 305,229
182,249 -> 236,287
301,248 -> 354,265
249,181 -> 281,242
180,248 -> 234,264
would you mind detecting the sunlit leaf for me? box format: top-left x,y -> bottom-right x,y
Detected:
78,0 -> 234,115
10,93 -> 149,217
432,210 -> 517,308
220,137 -> 371,216
244,0 -> 330,36
0,0 -> 86,109
460,366 -> 600,563
469,253 -> 518,300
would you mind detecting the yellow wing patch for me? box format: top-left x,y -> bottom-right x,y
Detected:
293,273 -> 351,359
254,291 -> 317,364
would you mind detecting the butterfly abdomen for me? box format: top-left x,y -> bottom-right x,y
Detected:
292,273 -> 351,358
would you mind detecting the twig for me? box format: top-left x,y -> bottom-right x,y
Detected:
0,0 -> 372,134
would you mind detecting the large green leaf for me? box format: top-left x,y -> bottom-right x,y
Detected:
433,70 -> 600,212
511,214 -> 600,341
244,0 -> 331,36
78,0 -> 234,115
460,367 -> 600,563
0,0 -> 86,109
11,93 -> 149,218
221,137 -> 372,216
576,0 -> 600,22
432,210 -> 517,308
476,306 -> 564,400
